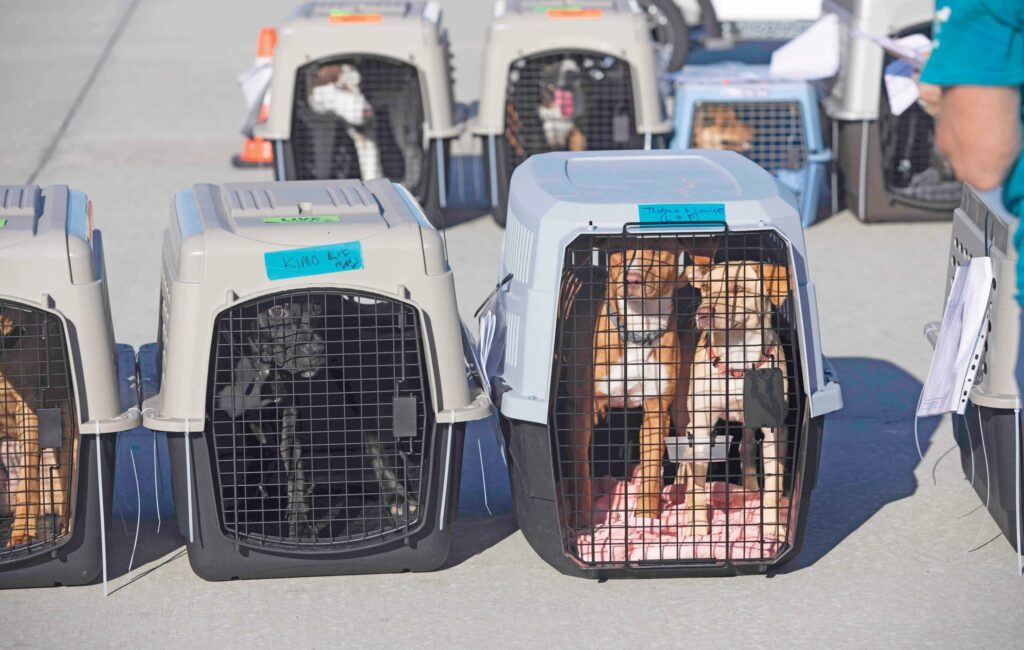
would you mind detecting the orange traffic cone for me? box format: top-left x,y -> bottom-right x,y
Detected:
232,27 -> 277,169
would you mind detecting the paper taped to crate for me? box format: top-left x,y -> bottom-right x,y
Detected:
238,62 -> 273,137
918,257 -> 993,417
769,13 -> 840,81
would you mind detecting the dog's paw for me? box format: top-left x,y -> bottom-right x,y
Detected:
689,514 -> 710,538
743,475 -> 761,492
389,496 -> 418,520
35,513 -> 63,540
762,523 -> 788,541
7,529 -> 35,547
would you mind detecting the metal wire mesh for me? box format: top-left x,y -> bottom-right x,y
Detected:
878,37 -> 962,207
689,101 -> 807,171
291,56 -> 428,196
503,51 -> 642,170
551,230 -> 803,567
0,302 -> 77,562
208,289 -> 433,550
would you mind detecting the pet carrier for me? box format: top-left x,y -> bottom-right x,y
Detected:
669,63 -> 832,227
486,150 -> 843,578
926,187 -> 1021,558
472,0 -> 672,227
826,0 -> 960,222
0,185 -> 139,588
142,179 -> 489,581
255,1 -> 459,228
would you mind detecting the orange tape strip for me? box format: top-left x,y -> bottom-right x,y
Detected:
328,13 -> 383,24
546,8 -> 603,18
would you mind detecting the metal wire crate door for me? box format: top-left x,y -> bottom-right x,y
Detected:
209,289 -> 433,551
292,56 -> 427,193
551,231 -> 804,567
0,302 -> 77,562
503,51 -> 642,169
689,100 -> 808,204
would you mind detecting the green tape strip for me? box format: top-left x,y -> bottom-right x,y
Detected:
263,216 -> 340,224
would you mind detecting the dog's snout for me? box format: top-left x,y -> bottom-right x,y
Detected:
624,271 -> 643,286
697,305 -> 714,319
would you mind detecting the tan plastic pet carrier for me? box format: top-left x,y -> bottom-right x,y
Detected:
926,187 -> 1022,561
256,1 -> 459,227
142,179 -> 489,581
0,185 -> 139,589
472,0 -> 671,226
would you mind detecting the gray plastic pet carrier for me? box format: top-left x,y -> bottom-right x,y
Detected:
472,0 -> 671,226
826,0 -> 960,222
485,151 -> 843,578
142,180 -> 489,581
925,187 -> 1021,559
255,1 -> 459,227
0,185 -> 139,589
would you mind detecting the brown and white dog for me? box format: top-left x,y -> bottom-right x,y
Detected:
0,312 -> 43,547
693,105 -> 754,154
678,261 -> 790,539
570,247 -> 684,528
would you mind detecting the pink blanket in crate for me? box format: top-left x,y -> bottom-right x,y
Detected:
575,466 -> 788,564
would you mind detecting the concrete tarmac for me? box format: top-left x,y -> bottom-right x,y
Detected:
0,1 -> 1020,646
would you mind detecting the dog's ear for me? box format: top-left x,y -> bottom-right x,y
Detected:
683,255 -> 715,288
757,264 -> 790,306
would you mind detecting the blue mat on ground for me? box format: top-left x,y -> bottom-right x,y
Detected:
112,343 -> 175,522
457,417 -> 512,518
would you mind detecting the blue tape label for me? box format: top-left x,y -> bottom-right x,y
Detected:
638,203 -> 726,223
264,241 -> 363,281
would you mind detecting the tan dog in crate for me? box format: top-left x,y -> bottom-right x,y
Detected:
0,312 -> 43,547
693,105 -> 754,154
567,246 -> 686,528
677,260 -> 790,539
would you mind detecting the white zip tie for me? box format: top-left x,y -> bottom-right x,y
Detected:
477,436 -> 492,516
153,431 -> 161,534
1015,408 -> 1021,577
96,420 -> 108,597
967,406 -> 991,553
128,448 -> 141,582
184,418 -> 194,544
438,414 -> 455,531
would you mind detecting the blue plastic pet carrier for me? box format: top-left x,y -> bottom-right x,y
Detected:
670,64 -> 831,227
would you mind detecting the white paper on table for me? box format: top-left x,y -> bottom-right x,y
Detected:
884,59 -> 921,116
237,62 -> 273,137
918,257 -> 994,418
769,13 -> 840,81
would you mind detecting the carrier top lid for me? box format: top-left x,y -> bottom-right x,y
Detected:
520,150 -> 782,206
0,185 -> 98,285
293,0 -> 441,22
498,0 -> 636,17
182,180 -> 416,248
669,63 -> 780,86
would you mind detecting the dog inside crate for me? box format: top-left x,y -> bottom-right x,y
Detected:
0,304 -> 76,556
878,92 -> 961,206
294,57 -> 425,189
209,290 -> 432,548
504,52 -> 642,167
552,232 -> 803,565
690,101 -> 809,204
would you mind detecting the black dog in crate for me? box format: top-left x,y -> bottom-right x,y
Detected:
212,294 -> 423,546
